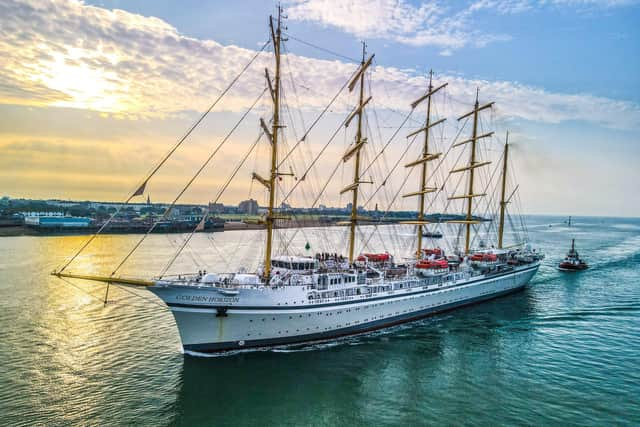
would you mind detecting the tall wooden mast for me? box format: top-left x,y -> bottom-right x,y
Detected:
450,89 -> 494,254
498,132 -> 509,249
261,7 -> 283,280
341,43 -> 374,263
400,70 -> 447,258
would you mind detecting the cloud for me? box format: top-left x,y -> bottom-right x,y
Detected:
470,0 -> 639,14
0,0 -> 638,131
284,0 -> 511,52
0,0 -> 273,116
285,0 -> 638,51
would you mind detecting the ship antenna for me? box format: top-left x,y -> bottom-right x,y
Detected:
401,69 -> 447,259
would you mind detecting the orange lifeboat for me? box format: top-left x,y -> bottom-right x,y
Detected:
358,253 -> 391,262
423,248 -> 443,257
470,253 -> 497,262
415,259 -> 449,269
483,253 -> 497,262
415,258 -> 449,276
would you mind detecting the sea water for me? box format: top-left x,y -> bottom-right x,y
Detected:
0,216 -> 638,426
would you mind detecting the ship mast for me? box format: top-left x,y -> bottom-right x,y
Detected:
401,70 -> 447,258
260,7 -> 283,280
450,89 -> 494,254
341,43 -> 374,263
498,132 -> 509,249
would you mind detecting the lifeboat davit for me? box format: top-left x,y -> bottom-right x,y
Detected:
415,258 -> 449,276
470,253 -> 498,268
470,253 -> 497,261
423,248 -> 444,257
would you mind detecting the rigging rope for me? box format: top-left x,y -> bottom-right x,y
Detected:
360,115 -> 470,253
359,106 -> 416,181
110,88 -> 268,277
278,66 -> 359,168
278,105 -> 357,207
56,39 -> 271,274
469,150 -> 503,249
283,32 -> 360,63
159,131 -> 264,277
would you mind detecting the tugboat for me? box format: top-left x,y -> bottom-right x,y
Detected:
558,239 -> 589,271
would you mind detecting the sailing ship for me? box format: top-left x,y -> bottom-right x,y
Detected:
558,239 -> 588,271
53,8 -> 542,354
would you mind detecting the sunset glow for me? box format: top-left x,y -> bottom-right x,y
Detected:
0,0 -> 638,216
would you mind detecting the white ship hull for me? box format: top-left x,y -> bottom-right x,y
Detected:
149,263 -> 539,353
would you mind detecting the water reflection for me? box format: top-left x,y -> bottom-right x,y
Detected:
1,216 -> 639,426
173,290 -> 534,426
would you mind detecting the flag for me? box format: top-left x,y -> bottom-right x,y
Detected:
133,180 -> 147,197
195,216 -> 206,232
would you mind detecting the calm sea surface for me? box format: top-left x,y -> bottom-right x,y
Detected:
0,216 -> 638,426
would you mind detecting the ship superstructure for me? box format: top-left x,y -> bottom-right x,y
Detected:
53,7 -> 542,354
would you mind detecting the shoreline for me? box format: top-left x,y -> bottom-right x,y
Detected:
0,219 -> 377,237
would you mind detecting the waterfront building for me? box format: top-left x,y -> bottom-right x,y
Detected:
238,199 -> 259,215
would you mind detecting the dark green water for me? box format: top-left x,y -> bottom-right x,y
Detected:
0,216 -> 638,426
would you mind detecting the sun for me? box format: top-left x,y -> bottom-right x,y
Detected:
33,47 -> 126,113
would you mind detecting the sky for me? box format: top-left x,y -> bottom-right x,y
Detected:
0,0 -> 638,217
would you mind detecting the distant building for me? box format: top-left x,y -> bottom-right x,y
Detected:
169,206 -> 205,221
238,199 -> 259,215
223,205 -> 239,214
46,199 -> 78,208
24,216 -> 92,228
22,211 -> 64,217
208,202 -> 225,214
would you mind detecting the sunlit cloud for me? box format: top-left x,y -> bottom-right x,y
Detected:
0,0 -> 638,131
0,0 -> 638,217
284,0 -> 509,52
284,0 -> 638,51
36,49 -> 124,111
